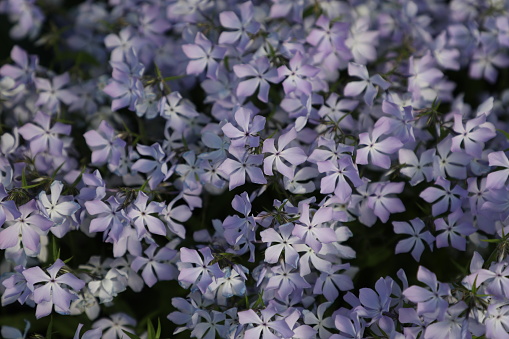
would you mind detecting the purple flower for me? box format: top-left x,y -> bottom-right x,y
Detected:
345,18 -> 378,64
393,218 -> 435,262
85,196 -> 128,241
265,261 -> 311,299
278,52 -> 319,96
420,177 -> 467,216
23,259 -> 85,318
131,244 -> 177,287
0,184 -> 20,226
92,313 -> 136,339
376,100 -> 415,143
160,196 -> 192,239
218,1 -> 260,50
434,209 -> 475,251
0,45 -> 38,85
0,199 -> 52,254
34,73 -> 78,113
219,147 -> 267,190
399,148 -> 435,186
306,15 -> 350,55
318,156 -> 363,201
433,136 -> 470,180
83,120 -> 126,168
222,107 -> 266,148
260,223 -> 301,268
356,124 -> 403,169
182,32 -> 226,80
178,247 -> 225,294
486,151 -> 509,189
127,191 -> 166,237
403,266 -> 450,320
313,264 -> 354,302
234,57 -> 280,103
18,111 -> 71,156
451,113 -> 495,158
292,204 -> 335,252
368,182 -> 405,223
238,307 -> 294,339
344,62 -> 390,106
159,91 -> 199,132
262,128 -> 307,179
1,265 -> 32,306
131,143 -> 172,190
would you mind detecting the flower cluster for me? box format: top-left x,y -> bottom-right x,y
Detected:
1,0 -> 509,338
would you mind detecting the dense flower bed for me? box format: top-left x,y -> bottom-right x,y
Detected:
1,0 -> 509,338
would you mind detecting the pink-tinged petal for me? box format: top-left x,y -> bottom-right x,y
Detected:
57,272 -> 85,290
18,123 -> 44,141
370,150 -> 391,169
181,44 -> 206,59
219,11 -> 241,29
180,247 -> 203,265
85,200 -> 110,215
348,62 -> 369,79
489,151 -> 509,168
486,169 -> 509,189
21,225 -> 40,252
219,31 -> 242,45
186,59 -> 207,75
23,266 -> 50,286
274,157 -> 294,179
83,130 -> 106,147
278,128 -> 297,150
403,285 -> 432,303
233,64 -> 257,78
312,207 -> 333,225
236,78 -> 259,97
363,83 -> 377,106
371,74 -> 390,90
344,81 -> 366,97
51,284 -> 74,311
0,225 -> 20,249
264,244 -> 283,264
419,187 -> 443,203
145,215 -> 167,236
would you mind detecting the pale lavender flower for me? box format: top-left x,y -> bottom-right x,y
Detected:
219,147 -> 266,190
433,136 -> 470,180
160,196 -> 192,239
178,247 -> 225,294
368,182 -> 405,223
131,244 -> 177,287
345,18 -> 378,64
238,307 -> 294,339
127,191 -> 166,237
222,107 -> 266,148
1,265 -> 31,306
218,1 -> 260,50
486,151 -> 509,189
73,323 -> 102,339
485,303 -> 509,339
84,196 -> 128,241
393,218 -> 435,262
451,113 -> 495,158
423,302 -> 467,339
306,15 -> 350,55
233,57 -> 280,103
92,313 -> 136,339
23,259 -> 85,318
159,91 -> 199,132
278,52 -> 319,96
18,111 -> 71,156
403,266 -> 450,320
399,148 -> 435,186
83,120 -> 126,168
265,261 -> 311,299
376,100 -> 415,143
182,32 -> 226,80
292,204 -> 335,252
260,223 -> 301,268
263,128 -> 307,179
0,200 -> 52,254
469,39 -> 509,83
0,45 -> 38,85
313,264 -> 353,302
34,73 -> 78,113
104,27 -> 141,62
344,62 -> 390,106
0,184 -> 20,226
131,143 -> 172,190
356,124 -> 403,169
420,177 -> 467,216
434,209 -> 475,251
318,156 -> 363,201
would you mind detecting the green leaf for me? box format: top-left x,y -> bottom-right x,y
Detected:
122,330 -> 141,339
155,318 -> 161,339
21,168 -> 27,187
46,315 -> 54,339
147,319 -> 155,339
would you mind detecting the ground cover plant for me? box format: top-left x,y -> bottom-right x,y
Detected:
1,0 -> 509,338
